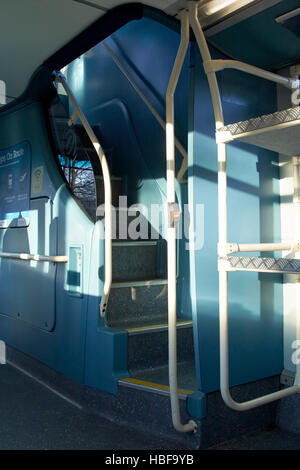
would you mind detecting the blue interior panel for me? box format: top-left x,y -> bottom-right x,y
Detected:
0,196 -> 56,331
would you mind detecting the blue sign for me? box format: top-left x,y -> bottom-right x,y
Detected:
0,141 -> 31,228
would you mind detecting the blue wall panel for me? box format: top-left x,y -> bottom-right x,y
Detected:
190,45 -> 283,392
0,102 -> 93,384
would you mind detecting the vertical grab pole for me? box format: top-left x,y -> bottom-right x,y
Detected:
188,2 -> 224,129
54,72 -> 112,318
189,4 -> 230,406
293,157 -> 300,387
189,0 -> 230,405
166,9 -> 196,433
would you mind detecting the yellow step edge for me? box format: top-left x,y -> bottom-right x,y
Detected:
126,320 -> 192,333
120,377 -> 194,395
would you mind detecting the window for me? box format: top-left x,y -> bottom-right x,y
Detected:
48,96 -> 103,221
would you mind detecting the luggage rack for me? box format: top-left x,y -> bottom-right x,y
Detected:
219,256 -> 300,275
216,106 -> 300,156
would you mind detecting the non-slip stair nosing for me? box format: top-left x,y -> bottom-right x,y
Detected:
126,321 -> 193,335
114,207 -> 147,212
112,241 -> 157,247
119,377 -> 194,399
111,279 -> 168,288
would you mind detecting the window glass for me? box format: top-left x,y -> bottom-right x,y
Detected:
48,96 -> 102,221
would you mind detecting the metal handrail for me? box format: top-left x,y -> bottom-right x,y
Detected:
166,9 -> 197,433
292,157 -> 300,387
204,59 -> 299,90
54,72 -> 112,318
224,242 -> 298,254
0,252 -> 68,262
189,0 -> 300,411
102,40 -> 188,184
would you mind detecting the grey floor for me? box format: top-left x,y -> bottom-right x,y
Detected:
0,363 -> 182,450
210,428 -> 300,450
132,361 -> 197,391
2,362 -> 300,450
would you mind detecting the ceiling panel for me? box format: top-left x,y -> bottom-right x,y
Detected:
0,0 -> 284,104
0,0 -> 103,100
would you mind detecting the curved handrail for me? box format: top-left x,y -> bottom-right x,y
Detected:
102,40 -> 188,183
54,72 -> 112,318
205,59 -> 299,89
0,252 -> 68,262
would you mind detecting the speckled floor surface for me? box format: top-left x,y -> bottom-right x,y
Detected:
210,428 -> 300,450
2,361 -> 300,450
132,361 -> 197,391
0,363 -> 185,450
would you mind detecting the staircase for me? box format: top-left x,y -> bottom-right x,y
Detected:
49,95 -> 199,440
102,178 -> 197,400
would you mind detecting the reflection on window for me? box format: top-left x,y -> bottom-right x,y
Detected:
59,155 -> 96,220
48,97 -> 103,221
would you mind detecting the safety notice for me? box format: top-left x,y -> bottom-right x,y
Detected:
0,141 -> 31,228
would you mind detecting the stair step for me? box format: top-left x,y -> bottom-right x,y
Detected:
127,322 -> 194,373
119,377 -> 194,397
126,320 -> 192,334
107,279 -> 168,328
220,255 -> 300,274
98,207 -> 155,241
112,241 -> 157,282
115,208 -> 154,241
216,106 -> 300,156
120,360 -> 197,396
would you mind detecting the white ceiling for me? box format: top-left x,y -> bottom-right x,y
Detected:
0,0 -> 279,103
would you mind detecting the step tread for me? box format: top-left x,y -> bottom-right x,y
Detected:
220,255 -> 300,274
112,240 -> 157,246
119,377 -> 194,397
120,361 -> 197,396
111,279 -> 167,288
216,106 -> 300,155
126,320 -> 192,334
108,314 -> 168,330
